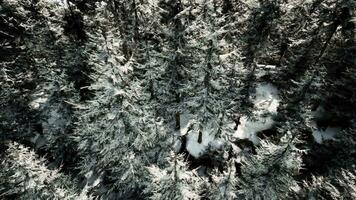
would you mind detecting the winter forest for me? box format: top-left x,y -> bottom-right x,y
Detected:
0,0 -> 355,199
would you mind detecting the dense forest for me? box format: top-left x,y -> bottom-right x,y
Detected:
0,0 -> 355,199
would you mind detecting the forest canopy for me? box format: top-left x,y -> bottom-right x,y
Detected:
0,0 -> 355,199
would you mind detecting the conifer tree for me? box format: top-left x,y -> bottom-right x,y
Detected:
74,1 -> 169,198
208,160 -> 238,200
1,0 -> 355,199
237,135 -> 303,199
0,142 -> 91,199
145,152 -> 202,200
0,0 -> 85,168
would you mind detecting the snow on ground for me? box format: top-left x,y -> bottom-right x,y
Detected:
312,127 -> 340,144
180,112 -> 195,136
182,83 -> 279,157
234,83 -> 280,144
252,83 -> 280,114
186,129 -> 215,158
309,105 -> 341,144
235,116 -> 275,144
183,114 -> 223,158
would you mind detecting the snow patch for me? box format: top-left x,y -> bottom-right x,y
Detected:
235,116 -> 275,144
186,130 -> 214,158
312,127 -> 340,144
185,119 -> 223,158
180,112 -> 195,136
173,139 -> 182,153
252,83 -> 280,114
309,105 -> 340,144
234,83 -> 280,144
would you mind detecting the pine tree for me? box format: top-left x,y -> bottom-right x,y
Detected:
1,0 -> 355,199
0,142 -> 91,199
0,0 -> 87,169
74,1 -> 169,198
302,167 -> 356,199
145,151 -> 202,200
208,160 -> 238,200
237,135 -> 303,199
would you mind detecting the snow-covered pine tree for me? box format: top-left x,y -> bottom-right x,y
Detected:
145,151 -> 202,200
0,0 -> 86,169
0,142 -> 91,199
74,1 -> 170,198
237,134 -> 303,199
208,159 -> 238,200
74,2 -> 142,197
303,167 -> 356,199
272,1 -> 355,186
179,0 -> 234,159
1,0 -> 355,199
152,0 -> 188,138
301,129 -> 356,199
